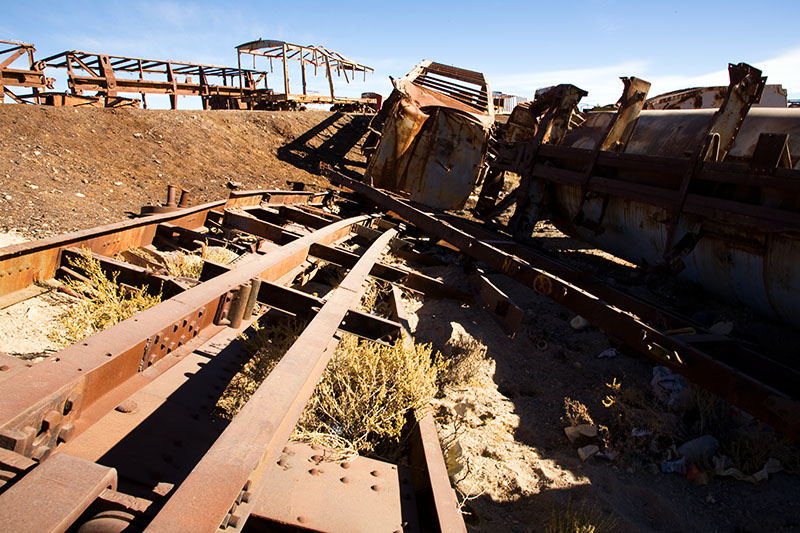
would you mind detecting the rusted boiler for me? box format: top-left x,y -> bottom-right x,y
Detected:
488,63 -> 800,328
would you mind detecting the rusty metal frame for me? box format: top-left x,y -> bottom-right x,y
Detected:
41,50 -> 270,109
323,165 -> 800,438
0,188 -> 465,531
236,39 -> 375,109
0,39 -> 53,104
402,60 -> 493,117
146,226 -> 398,530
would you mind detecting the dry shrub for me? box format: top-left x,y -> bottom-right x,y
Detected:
440,323 -> 488,388
215,317 -> 305,419
563,397 -> 595,427
50,250 -> 162,347
164,246 -> 238,279
600,378 -> 681,459
358,279 -> 391,315
297,333 -> 445,456
545,497 -> 617,533
726,431 -> 800,475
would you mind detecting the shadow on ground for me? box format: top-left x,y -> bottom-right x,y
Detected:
277,112 -> 371,179
408,250 -> 800,533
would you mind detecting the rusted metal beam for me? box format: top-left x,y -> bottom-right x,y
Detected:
146,227 -> 397,531
0,215 -> 372,460
470,268 -> 525,337
389,286 -> 467,532
60,247 -> 193,298
0,453 -> 117,533
0,199 -> 224,299
222,208 -> 300,244
323,165 -> 800,438
255,280 -> 401,342
309,242 -> 473,301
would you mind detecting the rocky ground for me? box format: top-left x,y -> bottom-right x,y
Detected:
0,105 -> 369,238
1,103 -> 798,532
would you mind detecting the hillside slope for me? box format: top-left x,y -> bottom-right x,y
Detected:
0,105 -> 370,238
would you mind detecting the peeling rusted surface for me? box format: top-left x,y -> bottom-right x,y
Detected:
487,61 -> 800,328
366,60 -> 494,210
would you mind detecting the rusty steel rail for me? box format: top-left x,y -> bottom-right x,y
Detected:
323,165 -> 800,438
147,226 -> 397,530
0,189 -> 465,531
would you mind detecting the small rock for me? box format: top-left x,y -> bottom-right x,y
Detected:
132,132 -> 143,138
578,444 -> 599,461
27,184 -> 38,190
153,159 -> 162,165
709,321 -> 734,336
564,423 -> 597,442
570,315 -> 590,331
33,150 -> 40,156
113,181 -> 123,186
75,193 -> 86,198
572,361 -> 582,370
705,493 -> 717,504
678,435 -> 719,464
81,178 -> 88,184
4,194 -> 12,200
598,348 -> 618,358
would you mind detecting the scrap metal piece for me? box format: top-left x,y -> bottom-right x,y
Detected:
646,83 -> 788,109
365,60 -> 494,210
0,453 -> 117,533
250,442 -> 411,532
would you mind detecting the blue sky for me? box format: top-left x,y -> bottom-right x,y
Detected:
3,0 -> 800,108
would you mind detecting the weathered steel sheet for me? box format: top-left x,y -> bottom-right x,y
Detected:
550,106 -> 800,327
366,61 -> 493,210
250,442 -> 408,532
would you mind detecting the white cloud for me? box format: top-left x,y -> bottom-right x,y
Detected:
490,60 -> 649,107
490,46 -> 800,107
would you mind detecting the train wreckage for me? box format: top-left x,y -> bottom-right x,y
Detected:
0,42 -> 799,531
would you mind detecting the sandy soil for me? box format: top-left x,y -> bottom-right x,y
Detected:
0,105 -> 369,239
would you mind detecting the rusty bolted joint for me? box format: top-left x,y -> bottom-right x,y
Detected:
213,278 -> 261,329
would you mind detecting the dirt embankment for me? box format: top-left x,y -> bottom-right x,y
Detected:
0,105 -> 370,238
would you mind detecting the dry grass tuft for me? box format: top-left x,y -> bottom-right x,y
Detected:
49,250 -> 162,347
297,333 -> 445,456
725,430 -> 800,476
545,497 -> 617,533
215,317 -> 305,419
358,279 -> 392,315
291,430 -> 359,462
164,246 -> 239,279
